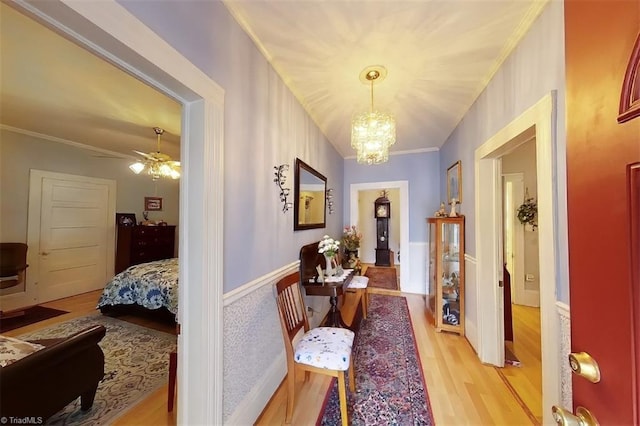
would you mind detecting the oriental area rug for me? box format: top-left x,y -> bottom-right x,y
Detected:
364,266 -> 399,290
18,313 -> 177,425
317,294 -> 434,425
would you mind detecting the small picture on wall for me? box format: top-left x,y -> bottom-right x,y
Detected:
144,197 -> 163,211
447,161 -> 462,204
116,213 -> 136,227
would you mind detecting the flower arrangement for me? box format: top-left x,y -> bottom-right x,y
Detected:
318,235 -> 340,257
517,197 -> 538,229
342,225 -> 362,251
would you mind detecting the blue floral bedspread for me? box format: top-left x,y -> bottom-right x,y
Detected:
97,258 -> 178,314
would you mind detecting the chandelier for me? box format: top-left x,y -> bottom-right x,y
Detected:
129,127 -> 180,180
351,66 -> 396,164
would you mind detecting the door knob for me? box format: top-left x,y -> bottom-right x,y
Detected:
552,406 -> 598,426
41,251 -> 50,256
569,352 -> 600,383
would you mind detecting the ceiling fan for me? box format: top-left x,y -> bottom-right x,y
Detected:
129,127 -> 180,180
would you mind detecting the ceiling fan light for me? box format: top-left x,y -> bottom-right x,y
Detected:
159,163 -> 173,175
130,127 -> 180,180
129,162 -> 145,174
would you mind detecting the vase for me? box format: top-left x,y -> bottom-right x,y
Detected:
324,254 -> 335,276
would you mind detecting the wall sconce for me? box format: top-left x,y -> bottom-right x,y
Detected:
326,188 -> 334,214
274,164 -> 292,212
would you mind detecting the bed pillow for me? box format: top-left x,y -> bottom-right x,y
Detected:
0,335 -> 45,367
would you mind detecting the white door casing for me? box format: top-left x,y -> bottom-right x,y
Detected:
350,181 -> 410,292
11,1 -> 225,424
475,92 -> 561,424
33,171 -> 115,304
0,171 -> 116,311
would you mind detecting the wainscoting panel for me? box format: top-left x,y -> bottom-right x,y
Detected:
464,255 -> 479,352
557,302 -> 572,410
223,262 -> 298,424
407,242 -> 427,295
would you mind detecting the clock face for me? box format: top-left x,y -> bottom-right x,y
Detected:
376,205 -> 388,218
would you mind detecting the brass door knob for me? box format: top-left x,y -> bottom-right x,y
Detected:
552,406 -> 599,426
569,352 -> 600,383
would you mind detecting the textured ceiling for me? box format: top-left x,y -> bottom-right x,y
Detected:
223,0 -> 549,157
0,2 -> 182,160
1,1 -> 549,161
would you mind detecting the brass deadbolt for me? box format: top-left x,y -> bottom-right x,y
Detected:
569,352 -> 601,383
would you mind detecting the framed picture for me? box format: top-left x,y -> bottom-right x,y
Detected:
116,213 -> 136,227
144,197 -> 163,211
447,161 -> 462,204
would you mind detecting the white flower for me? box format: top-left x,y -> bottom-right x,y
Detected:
318,235 -> 340,257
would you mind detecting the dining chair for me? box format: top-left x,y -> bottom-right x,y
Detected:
274,271 -> 355,426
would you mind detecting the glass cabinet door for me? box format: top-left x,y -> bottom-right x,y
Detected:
427,221 -> 436,313
441,222 -> 461,327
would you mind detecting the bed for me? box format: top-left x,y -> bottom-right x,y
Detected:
97,258 -> 178,322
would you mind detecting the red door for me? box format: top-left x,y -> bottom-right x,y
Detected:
565,1 -> 640,424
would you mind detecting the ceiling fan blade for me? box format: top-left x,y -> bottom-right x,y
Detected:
92,154 -> 124,159
133,150 -> 156,160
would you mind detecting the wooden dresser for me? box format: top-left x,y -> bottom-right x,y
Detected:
115,225 -> 176,274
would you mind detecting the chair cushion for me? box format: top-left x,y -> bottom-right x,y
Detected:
0,335 -> 45,367
348,276 -> 369,289
294,327 -> 355,371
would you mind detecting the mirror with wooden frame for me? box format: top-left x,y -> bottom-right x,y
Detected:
294,158 -> 327,230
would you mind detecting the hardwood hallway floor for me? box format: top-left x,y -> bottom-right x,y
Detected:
5,283 -> 537,425
500,304 -> 543,424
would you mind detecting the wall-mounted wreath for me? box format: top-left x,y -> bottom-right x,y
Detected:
516,197 -> 538,230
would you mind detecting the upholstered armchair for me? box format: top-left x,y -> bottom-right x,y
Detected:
0,325 -> 106,421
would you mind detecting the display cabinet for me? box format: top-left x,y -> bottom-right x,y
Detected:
427,216 -> 465,335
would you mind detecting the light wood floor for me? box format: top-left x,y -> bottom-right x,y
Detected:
5,269 -> 538,425
502,304 -> 543,424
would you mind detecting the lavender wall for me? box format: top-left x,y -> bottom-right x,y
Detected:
118,1 -> 344,293
438,1 -> 568,302
344,150 -> 440,242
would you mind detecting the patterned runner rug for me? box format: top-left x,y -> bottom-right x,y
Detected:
317,294 -> 434,425
364,266 -> 399,290
18,313 -> 177,425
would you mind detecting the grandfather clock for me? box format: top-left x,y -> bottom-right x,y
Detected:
374,195 -> 391,266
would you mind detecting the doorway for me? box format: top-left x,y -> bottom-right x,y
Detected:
349,180 -> 410,292
475,92 -> 561,424
10,1 -> 226,423
501,140 -> 542,422
28,170 -> 116,305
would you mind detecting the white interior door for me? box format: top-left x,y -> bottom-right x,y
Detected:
503,174 -> 526,304
28,170 -> 115,305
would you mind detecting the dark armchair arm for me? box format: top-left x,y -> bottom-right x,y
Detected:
0,325 -> 107,420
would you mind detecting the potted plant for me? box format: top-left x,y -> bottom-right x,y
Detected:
341,226 -> 362,262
